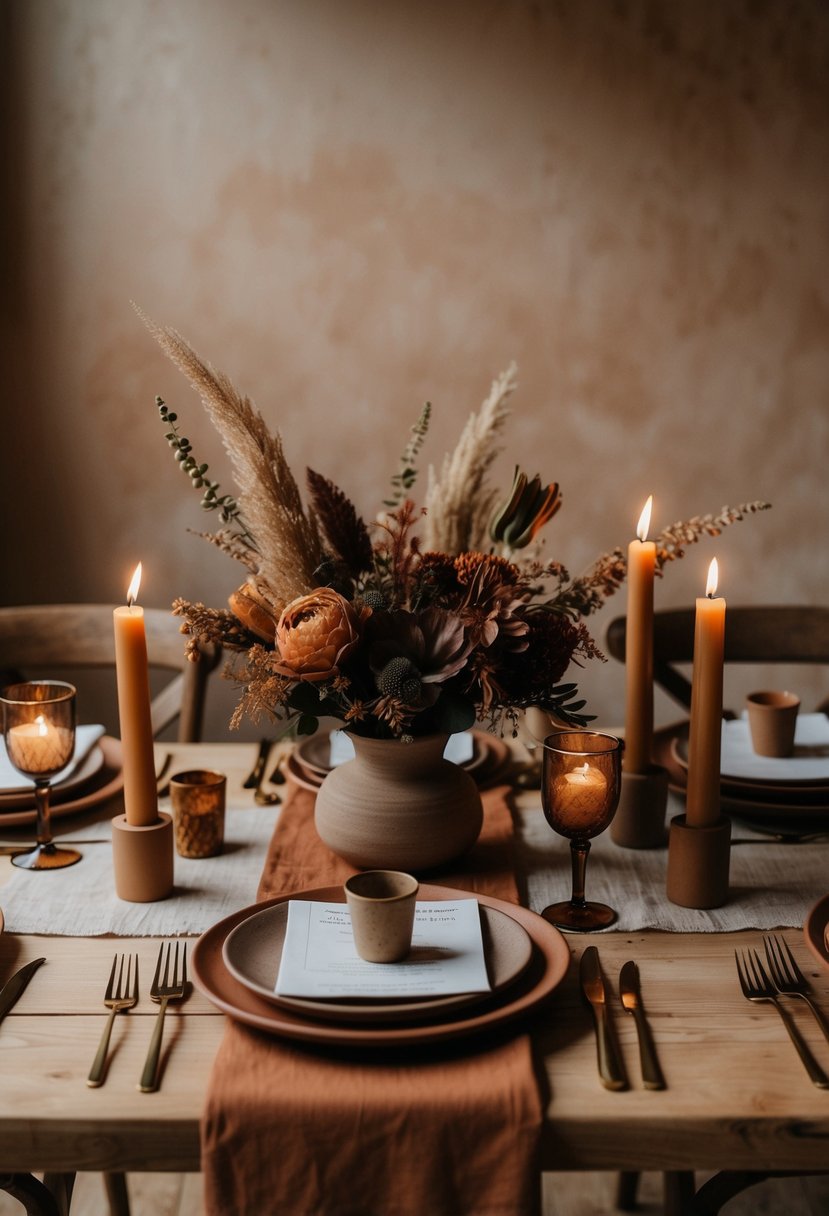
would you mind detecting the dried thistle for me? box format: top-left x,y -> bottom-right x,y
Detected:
137,305 -> 322,609
423,363 -> 517,554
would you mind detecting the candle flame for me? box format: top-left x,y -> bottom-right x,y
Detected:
127,562 -> 142,607
574,763 -> 589,780
636,495 -> 653,542
706,557 -> 719,598
35,714 -> 47,736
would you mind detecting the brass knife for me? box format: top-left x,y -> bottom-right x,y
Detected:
619,960 -> 666,1090
243,738 -> 271,789
0,957 -> 46,1025
579,946 -> 628,1091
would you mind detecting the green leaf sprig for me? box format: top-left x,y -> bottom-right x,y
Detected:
157,396 -> 256,545
383,401 -> 431,508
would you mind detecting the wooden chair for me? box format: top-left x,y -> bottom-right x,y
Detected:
607,604 -> 829,1215
0,604 -> 221,1216
606,604 -> 829,717
0,603 -> 221,742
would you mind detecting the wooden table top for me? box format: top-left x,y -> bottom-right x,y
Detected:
1,741 -> 828,1177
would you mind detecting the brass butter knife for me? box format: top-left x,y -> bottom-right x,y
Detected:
619,960 -> 666,1090
0,957 -> 45,1026
579,946 -> 628,1091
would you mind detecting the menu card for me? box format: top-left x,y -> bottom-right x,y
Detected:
275,899 -> 491,998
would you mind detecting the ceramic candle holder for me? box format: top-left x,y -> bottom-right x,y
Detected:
610,764 -> 669,849
111,813 -> 174,902
344,870 -> 419,963
666,813 -> 731,909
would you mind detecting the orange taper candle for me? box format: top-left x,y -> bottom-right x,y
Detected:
623,496 -> 656,774
113,563 -> 159,827
685,558 -> 726,828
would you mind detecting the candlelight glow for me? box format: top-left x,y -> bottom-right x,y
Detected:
127,562 -> 142,606
35,715 -> 47,736
636,495 -> 653,542
706,557 -> 719,598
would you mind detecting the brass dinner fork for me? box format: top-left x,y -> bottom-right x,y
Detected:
87,953 -> 139,1087
735,948 -> 829,1088
763,934 -> 829,1045
138,942 -> 188,1094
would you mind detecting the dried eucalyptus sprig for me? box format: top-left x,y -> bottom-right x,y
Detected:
157,397 -> 256,547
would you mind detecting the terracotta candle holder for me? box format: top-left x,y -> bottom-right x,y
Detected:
666,813 -> 731,909
111,812 -> 174,903
610,764 -> 669,849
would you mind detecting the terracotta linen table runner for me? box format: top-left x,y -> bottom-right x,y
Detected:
201,781 -> 544,1216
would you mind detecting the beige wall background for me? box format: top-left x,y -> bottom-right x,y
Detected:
2,0 -> 827,739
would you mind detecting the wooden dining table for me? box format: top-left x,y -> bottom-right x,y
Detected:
1,740 -> 829,1203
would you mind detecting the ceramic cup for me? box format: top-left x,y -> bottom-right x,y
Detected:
169,769 -> 227,858
745,690 -> 800,758
344,870 -> 419,963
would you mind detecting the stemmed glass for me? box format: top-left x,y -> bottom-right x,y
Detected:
0,681 -> 81,870
540,730 -> 622,931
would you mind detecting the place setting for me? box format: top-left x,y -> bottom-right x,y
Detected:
191,874 -> 571,1048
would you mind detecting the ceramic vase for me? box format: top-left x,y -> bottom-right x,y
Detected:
314,732 -> 484,873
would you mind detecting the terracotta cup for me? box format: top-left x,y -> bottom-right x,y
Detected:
169,769 -> 226,858
745,691 -> 800,758
344,870 -> 419,963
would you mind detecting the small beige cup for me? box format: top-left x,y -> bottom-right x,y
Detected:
344,870 -> 419,963
745,691 -> 800,758
169,769 -> 226,858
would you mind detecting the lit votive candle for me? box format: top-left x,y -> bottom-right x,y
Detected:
554,763 -> 608,829
7,715 -> 72,776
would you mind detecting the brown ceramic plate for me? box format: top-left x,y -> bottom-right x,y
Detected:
654,723 -> 829,834
221,900 -> 533,1025
804,895 -> 829,972
0,737 -> 124,828
192,883 -> 570,1047
670,729 -> 829,792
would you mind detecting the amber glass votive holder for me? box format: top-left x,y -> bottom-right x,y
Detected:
540,731 -> 622,932
169,769 -> 226,858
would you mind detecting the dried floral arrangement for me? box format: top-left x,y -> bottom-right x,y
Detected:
140,310 -> 769,741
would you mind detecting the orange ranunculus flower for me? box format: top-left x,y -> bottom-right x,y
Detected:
273,588 -> 364,683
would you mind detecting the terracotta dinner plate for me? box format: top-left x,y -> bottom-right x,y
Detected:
192,883 -> 570,1048
654,723 -> 829,835
803,895 -> 829,972
0,736 -> 124,828
222,900 -> 533,1025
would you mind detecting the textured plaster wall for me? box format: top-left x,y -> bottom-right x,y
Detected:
2,0 -> 828,738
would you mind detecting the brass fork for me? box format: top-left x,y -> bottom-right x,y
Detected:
87,953 -> 139,1087
735,948 -> 829,1089
764,934 -> 829,1045
138,942 -> 188,1093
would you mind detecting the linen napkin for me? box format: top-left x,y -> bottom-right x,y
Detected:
201,782 -> 543,1216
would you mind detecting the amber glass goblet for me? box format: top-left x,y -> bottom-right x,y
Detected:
0,681 -> 81,870
540,730 -> 622,931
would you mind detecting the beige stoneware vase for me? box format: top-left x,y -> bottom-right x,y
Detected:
314,732 -> 483,873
